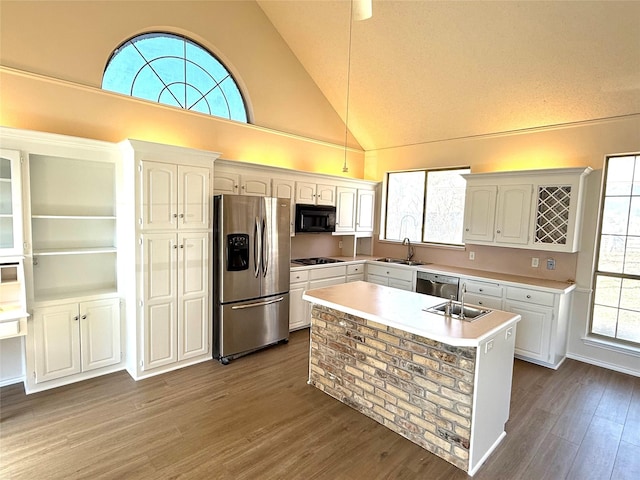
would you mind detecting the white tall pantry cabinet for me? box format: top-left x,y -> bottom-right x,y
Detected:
119,140 -> 219,380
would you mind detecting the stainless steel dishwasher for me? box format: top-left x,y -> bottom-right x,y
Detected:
416,271 -> 460,300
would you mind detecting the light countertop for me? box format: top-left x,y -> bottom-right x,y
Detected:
302,281 -> 520,347
291,256 -> 575,294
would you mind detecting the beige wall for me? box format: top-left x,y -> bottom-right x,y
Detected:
0,0 -> 364,177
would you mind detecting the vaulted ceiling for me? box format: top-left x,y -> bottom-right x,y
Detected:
257,1 -> 640,151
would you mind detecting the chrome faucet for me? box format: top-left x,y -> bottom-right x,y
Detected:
402,237 -> 414,261
459,282 -> 467,320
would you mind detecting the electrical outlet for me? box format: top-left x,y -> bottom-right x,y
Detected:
531,257 -> 539,268
547,258 -> 556,270
469,251 -> 475,260
485,339 -> 494,353
339,241 -> 343,249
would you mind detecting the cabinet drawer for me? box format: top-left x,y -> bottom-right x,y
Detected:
309,277 -> 345,289
367,264 -> 413,281
290,269 -> 309,283
463,280 -> 502,298
0,318 -> 24,338
506,286 -> 555,307
464,293 -> 502,310
309,265 -> 347,280
346,263 -> 365,275
388,278 -> 413,291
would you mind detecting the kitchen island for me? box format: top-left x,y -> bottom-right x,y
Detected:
302,281 -> 520,476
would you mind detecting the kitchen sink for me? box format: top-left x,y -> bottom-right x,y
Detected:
425,301 -> 491,322
376,257 -> 428,266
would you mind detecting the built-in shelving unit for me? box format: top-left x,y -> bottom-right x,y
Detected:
28,154 -> 117,303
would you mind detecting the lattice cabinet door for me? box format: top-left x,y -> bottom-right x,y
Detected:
533,184 -> 579,252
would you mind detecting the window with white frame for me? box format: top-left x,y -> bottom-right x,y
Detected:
384,167 -> 470,245
591,153 -> 640,345
102,32 -> 248,123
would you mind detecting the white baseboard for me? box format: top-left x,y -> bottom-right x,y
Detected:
0,376 -> 25,388
566,352 -> 640,378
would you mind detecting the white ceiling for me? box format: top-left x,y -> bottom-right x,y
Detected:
257,0 -> 640,151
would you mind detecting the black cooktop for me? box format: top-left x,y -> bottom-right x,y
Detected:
292,257 -> 344,266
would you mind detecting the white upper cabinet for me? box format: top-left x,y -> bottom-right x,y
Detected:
241,174 -> 271,196
356,189 -> 375,233
335,187 -> 357,232
213,166 -> 271,197
463,168 -> 591,252
272,178 -> 295,236
495,185 -> 532,245
213,169 -> 239,195
296,181 -> 336,206
463,186 -> 497,242
0,149 -> 23,256
141,161 -> 210,231
335,187 -> 375,234
211,159 -> 378,237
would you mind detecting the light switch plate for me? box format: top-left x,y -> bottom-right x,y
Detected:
547,258 -> 556,270
469,251 -> 475,260
531,257 -> 539,268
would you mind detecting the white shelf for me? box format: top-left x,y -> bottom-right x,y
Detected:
34,247 -> 117,256
32,215 -> 116,220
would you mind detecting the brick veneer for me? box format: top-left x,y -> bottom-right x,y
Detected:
308,304 -> 477,471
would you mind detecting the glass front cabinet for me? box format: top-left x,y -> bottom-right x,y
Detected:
0,149 -> 23,256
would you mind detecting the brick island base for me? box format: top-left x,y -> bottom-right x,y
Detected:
308,304 -> 516,475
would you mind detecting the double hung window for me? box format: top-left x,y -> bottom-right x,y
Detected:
384,167 -> 470,245
591,154 -> 640,345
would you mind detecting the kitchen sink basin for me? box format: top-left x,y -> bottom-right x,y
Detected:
376,257 -> 427,266
425,301 -> 491,322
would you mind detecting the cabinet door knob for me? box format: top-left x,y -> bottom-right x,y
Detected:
81,315 -> 87,320
465,228 -> 469,232
497,230 -> 501,234
179,213 -> 184,218
173,213 -> 178,218
173,245 -> 178,249
180,244 -> 184,249
526,294 -> 532,299
479,288 -> 483,292
74,316 -> 79,321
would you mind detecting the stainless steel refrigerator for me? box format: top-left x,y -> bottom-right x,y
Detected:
213,195 -> 290,364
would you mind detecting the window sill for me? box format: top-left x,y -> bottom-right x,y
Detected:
581,336 -> 640,358
377,239 -> 466,251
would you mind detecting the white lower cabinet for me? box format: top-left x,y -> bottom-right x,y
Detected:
142,231 -> 209,371
458,275 -> 571,369
462,279 -> 503,309
33,298 -> 121,383
366,263 -> 414,291
289,265 -> 351,330
504,300 -> 553,363
346,263 -> 365,282
290,269 -> 310,331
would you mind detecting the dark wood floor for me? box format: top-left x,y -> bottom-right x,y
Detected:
1,329 -> 639,479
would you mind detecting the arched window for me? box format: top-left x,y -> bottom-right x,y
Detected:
102,32 -> 248,123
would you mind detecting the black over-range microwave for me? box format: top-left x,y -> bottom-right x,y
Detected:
295,204 -> 336,233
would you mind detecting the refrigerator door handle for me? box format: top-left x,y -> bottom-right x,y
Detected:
254,217 -> 261,277
262,218 -> 269,277
230,296 -> 284,310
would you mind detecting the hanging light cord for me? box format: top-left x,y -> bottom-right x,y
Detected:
343,1 -> 354,173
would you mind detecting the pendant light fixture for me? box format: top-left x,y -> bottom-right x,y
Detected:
342,0 -> 372,173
